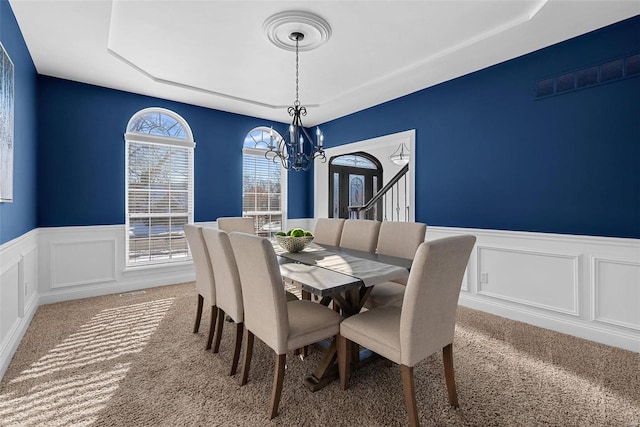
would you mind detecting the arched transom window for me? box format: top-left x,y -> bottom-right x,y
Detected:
242,127 -> 287,236
125,108 -> 194,266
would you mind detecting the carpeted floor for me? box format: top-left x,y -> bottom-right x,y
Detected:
0,282 -> 638,426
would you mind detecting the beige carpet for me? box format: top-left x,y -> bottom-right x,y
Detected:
0,282 -> 638,426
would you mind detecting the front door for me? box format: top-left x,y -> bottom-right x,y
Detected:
328,152 -> 382,219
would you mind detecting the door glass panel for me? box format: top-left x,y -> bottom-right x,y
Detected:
333,172 -> 339,218
349,174 -> 365,207
373,176 -> 378,220
332,154 -> 377,169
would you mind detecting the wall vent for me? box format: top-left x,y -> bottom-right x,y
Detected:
535,51 -> 639,99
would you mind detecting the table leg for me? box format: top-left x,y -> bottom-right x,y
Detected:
303,339 -> 339,391
303,285 -> 377,392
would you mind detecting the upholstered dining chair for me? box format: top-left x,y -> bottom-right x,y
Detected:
229,232 -> 343,420
217,216 -> 298,302
201,227 -> 244,376
217,216 -> 254,234
363,221 -> 427,309
337,235 -> 476,427
313,218 -> 346,246
184,224 -> 217,350
339,219 -> 381,253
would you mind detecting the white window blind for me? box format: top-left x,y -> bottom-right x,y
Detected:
242,128 -> 287,236
125,108 -> 194,266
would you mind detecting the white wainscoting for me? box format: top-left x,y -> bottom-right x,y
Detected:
425,226 -> 640,353
0,229 -> 39,379
1,222 -> 638,380
37,225 -> 195,304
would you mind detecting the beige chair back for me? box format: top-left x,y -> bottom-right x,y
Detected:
184,224 -> 215,304
217,217 -> 254,234
376,221 -> 427,259
339,219 -> 381,253
313,218 -> 346,246
229,232 -> 289,354
400,235 -> 476,366
202,228 -> 243,323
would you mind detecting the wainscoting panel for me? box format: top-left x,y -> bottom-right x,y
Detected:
38,225 -> 194,304
0,261 -> 20,343
476,246 -> 580,316
0,230 -> 39,380
592,257 -> 640,331
51,239 -> 117,288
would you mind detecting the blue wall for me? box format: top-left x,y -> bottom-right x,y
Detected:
319,16 -> 640,239
36,77 -> 311,227
2,3 -> 637,243
0,0 -> 37,244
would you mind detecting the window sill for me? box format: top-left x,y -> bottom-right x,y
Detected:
123,259 -> 193,276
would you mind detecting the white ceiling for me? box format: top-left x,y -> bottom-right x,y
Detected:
9,0 -> 640,126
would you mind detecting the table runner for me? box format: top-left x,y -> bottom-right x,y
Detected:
274,243 -> 408,287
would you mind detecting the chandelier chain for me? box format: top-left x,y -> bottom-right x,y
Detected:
295,35 -> 300,106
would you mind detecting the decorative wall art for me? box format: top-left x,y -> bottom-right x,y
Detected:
0,42 -> 14,202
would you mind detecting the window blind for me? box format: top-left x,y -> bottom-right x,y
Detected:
242,146 -> 286,236
127,140 -> 193,264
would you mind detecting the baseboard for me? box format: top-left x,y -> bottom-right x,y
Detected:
458,294 -> 640,353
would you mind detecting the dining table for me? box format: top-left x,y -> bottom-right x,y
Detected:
273,241 -> 412,391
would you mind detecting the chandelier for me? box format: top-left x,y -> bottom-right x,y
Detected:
265,31 -> 326,171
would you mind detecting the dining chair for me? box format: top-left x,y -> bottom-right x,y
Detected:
337,235 -> 476,427
217,216 -> 298,302
217,216 -> 255,234
339,219 -> 381,253
364,221 -> 427,309
201,227 -> 244,375
229,232 -> 343,420
184,224 -> 218,351
313,218 -> 346,246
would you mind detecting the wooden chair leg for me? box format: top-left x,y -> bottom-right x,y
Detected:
206,306 -> 218,350
230,322 -> 244,376
401,365 -> 419,427
240,329 -> 254,386
212,308 -> 225,353
337,334 -> 352,390
193,294 -> 203,333
268,353 -> 287,420
443,343 -> 459,407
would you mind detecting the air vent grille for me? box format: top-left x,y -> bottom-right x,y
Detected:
576,66 -> 598,88
557,73 -> 575,92
600,59 -> 624,82
535,51 -> 639,99
626,53 -> 640,76
535,78 -> 555,97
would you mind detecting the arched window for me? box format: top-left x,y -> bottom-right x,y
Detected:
242,127 -> 287,237
125,108 -> 194,266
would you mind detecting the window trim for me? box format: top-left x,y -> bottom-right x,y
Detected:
124,108 -> 195,268
242,126 -> 288,236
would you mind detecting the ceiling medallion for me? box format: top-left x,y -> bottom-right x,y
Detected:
263,11 -> 331,52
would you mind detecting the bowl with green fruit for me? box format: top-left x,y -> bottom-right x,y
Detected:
275,228 -> 314,252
